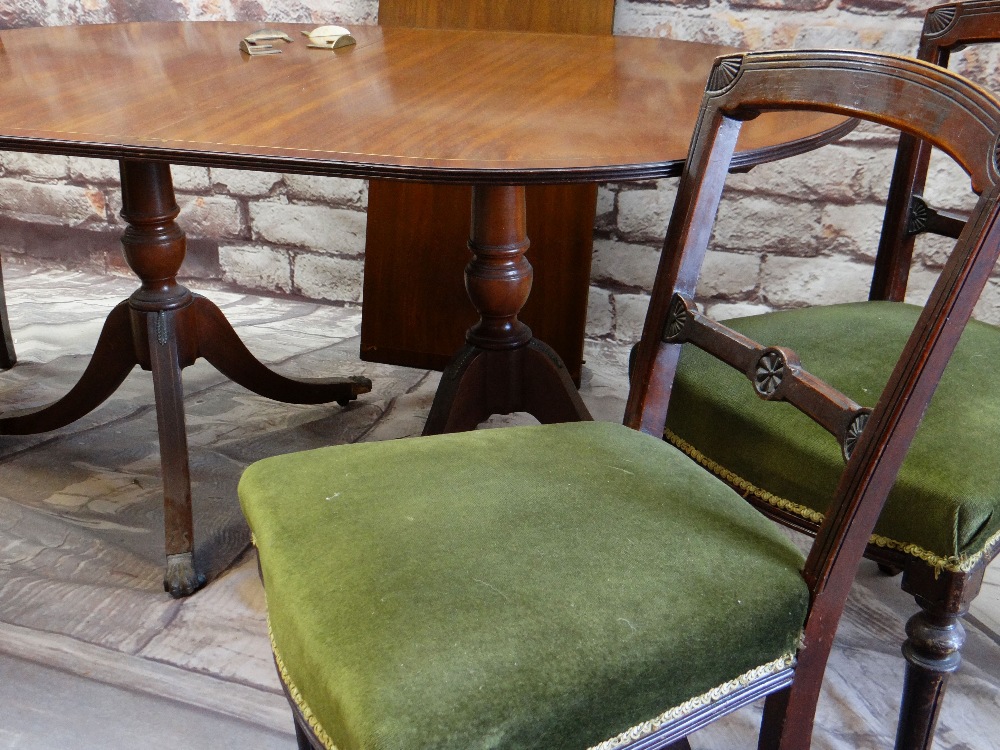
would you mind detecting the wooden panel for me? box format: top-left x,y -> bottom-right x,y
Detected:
378,0 -> 616,34
360,181 -> 597,379
363,0 -> 614,382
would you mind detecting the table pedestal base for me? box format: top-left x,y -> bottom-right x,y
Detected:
423,184 -> 591,435
0,160 -> 371,596
424,339 -> 590,434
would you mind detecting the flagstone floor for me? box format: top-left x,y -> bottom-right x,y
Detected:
0,263 -> 996,749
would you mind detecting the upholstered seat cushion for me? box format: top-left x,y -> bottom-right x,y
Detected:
239,421 -> 808,750
667,301 -> 1000,573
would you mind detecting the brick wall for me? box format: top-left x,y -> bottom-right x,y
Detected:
2,0 -> 999,346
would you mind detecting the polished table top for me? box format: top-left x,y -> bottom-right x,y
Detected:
0,22 -> 852,595
0,21 -> 849,182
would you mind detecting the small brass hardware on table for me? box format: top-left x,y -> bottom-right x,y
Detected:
240,29 -> 293,56
302,25 -> 357,50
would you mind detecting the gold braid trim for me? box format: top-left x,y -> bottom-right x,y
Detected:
269,615 -> 791,750
664,429 -> 1000,575
268,617 -> 341,750
588,653 -> 796,750
265,579 -> 798,750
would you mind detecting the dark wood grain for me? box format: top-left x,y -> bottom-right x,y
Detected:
419,185 -> 592,433
0,23 -> 848,182
0,20 -> 850,407
660,293 -> 871,458
361,182 -> 597,379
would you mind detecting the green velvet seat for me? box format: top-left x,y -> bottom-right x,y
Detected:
665,301 -> 1000,574
240,421 -> 809,750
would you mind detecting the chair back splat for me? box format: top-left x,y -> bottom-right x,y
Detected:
626,49 -> 1000,746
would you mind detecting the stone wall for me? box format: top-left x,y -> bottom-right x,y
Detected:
2,0 -> 999,347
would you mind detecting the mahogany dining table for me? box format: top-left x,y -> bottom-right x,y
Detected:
0,21 -> 850,595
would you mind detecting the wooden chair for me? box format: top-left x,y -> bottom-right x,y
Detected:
359,0 -> 615,385
241,50 -> 1000,749
653,4 -> 1000,749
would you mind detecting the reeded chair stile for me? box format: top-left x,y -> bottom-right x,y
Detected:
243,51 -> 1000,750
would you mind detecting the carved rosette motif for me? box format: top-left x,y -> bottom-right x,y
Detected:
924,4 -> 958,37
843,411 -> 870,461
707,55 -> 743,94
754,351 -> 785,397
662,295 -> 689,341
907,195 -> 930,235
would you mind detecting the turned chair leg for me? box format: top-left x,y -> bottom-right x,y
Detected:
877,562 -> 902,576
895,597 -> 967,750
294,719 -> 316,750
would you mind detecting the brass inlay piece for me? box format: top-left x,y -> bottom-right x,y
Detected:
155,310 -> 168,346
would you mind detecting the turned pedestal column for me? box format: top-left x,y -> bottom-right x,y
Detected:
423,184 -> 591,435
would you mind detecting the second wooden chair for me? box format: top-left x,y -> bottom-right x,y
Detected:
653,3 -> 1000,749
